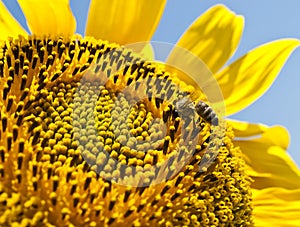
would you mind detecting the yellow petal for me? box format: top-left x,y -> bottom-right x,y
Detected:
17,0 -> 76,36
0,1 -> 27,40
86,0 -> 166,45
252,187 -> 300,227
230,120 -> 287,148
216,39 -> 300,116
166,41 -> 225,106
140,43 -> 155,60
168,4 -> 244,74
233,123 -> 300,190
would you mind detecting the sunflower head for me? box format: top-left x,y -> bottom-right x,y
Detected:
0,34 -> 254,226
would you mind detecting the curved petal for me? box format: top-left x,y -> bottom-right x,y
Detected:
140,43 -> 155,60
85,0 -> 166,45
0,1 -> 27,40
229,120 -> 287,148
252,187 -> 300,227
17,0 -> 76,36
232,123 -> 300,190
216,39 -> 300,116
168,4 -> 244,74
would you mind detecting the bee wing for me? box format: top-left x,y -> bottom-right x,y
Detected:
166,46 -> 226,120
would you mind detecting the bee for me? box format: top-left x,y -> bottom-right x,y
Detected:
195,100 -> 218,126
175,97 -> 218,126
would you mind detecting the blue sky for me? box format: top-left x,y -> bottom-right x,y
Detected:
3,0 -> 300,166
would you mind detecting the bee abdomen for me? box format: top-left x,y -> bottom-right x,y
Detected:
195,101 -> 218,126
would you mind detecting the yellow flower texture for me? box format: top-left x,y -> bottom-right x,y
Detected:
0,0 -> 300,226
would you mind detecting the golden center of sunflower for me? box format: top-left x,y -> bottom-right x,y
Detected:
0,35 -> 253,226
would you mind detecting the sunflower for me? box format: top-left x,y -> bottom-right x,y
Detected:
0,1 -> 299,226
